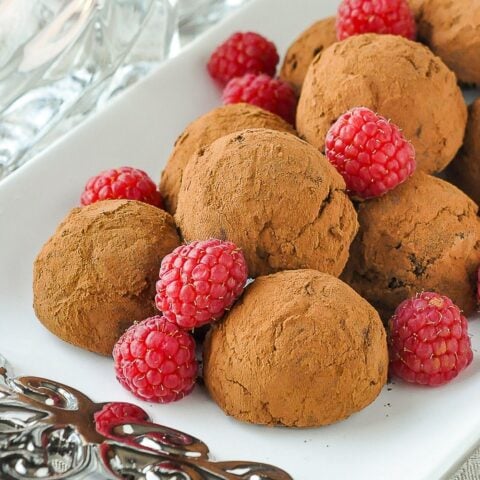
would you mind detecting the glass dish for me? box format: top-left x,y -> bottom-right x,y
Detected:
0,0 -> 177,180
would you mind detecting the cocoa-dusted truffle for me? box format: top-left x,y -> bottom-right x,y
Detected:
280,17 -> 337,93
342,173 -> 480,320
175,128 -> 358,278
448,99 -> 480,204
418,0 -> 480,85
204,269 -> 388,427
407,0 -> 424,18
297,34 -> 467,174
160,103 -> 295,214
33,200 -> 180,355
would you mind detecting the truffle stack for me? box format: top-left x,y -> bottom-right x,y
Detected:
293,30 -> 478,321
31,2 -> 480,430
173,126 -> 389,426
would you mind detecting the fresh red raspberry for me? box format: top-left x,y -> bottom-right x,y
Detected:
155,239 -> 248,330
222,73 -> 297,124
389,292 -> 473,387
81,166 -> 163,208
94,402 -> 149,435
207,32 -> 279,85
325,107 -> 416,199
336,0 -> 416,41
113,316 -> 198,403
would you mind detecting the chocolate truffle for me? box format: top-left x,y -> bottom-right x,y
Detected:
418,0 -> 480,85
160,103 -> 295,214
280,16 -> 337,93
342,173 -> 480,320
33,200 -> 180,355
407,0 -> 424,18
204,269 -> 388,427
448,99 -> 480,204
175,128 -> 358,278
297,34 -> 467,174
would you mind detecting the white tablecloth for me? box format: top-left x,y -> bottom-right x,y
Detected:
454,449 -> 480,479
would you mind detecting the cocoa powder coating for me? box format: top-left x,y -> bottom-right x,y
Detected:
175,128 -> 359,278
160,103 -> 295,214
407,0 -> 424,19
342,173 -> 480,320
418,0 -> 480,85
448,99 -> 480,205
203,269 -> 388,427
297,34 -> 467,174
280,16 -> 337,93
33,200 -> 180,355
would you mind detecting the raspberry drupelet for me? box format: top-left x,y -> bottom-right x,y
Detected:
207,31 -> 279,85
336,0 -> 416,41
113,316 -> 198,403
325,107 -> 416,199
156,239 -> 248,330
81,166 -> 163,208
388,292 -> 473,387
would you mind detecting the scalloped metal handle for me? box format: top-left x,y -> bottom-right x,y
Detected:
0,354 -> 293,480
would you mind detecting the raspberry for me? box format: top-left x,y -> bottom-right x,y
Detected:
81,166 -> 163,208
336,0 -> 416,41
113,316 -> 198,403
325,107 -> 416,199
223,73 -> 297,124
389,292 -> 473,387
94,402 -> 149,435
155,239 -> 248,330
207,32 -> 279,85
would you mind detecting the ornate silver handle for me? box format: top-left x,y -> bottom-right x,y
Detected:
0,355 -> 292,480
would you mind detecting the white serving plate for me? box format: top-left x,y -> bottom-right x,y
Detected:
1,0 -> 479,478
